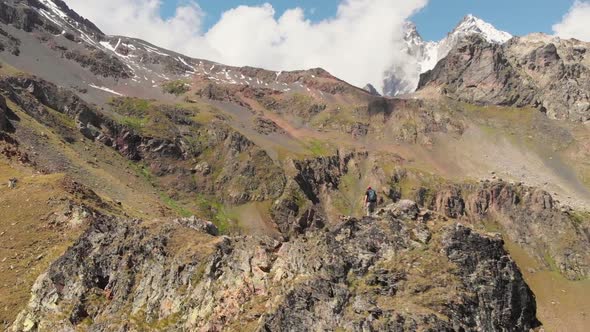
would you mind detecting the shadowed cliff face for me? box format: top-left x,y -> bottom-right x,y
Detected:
11,202 -> 539,332
418,34 -> 590,122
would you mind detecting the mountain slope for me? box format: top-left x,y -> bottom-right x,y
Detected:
0,0 -> 364,108
1,1 -> 590,331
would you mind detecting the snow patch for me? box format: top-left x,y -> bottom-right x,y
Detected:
177,57 -> 196,71
89,84 -> 123,96
142,44 -> 170,57
39,0 -> 69,19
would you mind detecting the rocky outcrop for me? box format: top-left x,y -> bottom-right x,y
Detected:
429,181 -> 590,280
363,83 -> 381,96
0,75 -> 181,159
418,34 -> 590,122
174,216 -> 219,236
12,202 -> 540,331
0,94 -> 8,131
64,49 -> 133,79
253,116 -> 284,135
0,26 -> 21,55
443,224 -> 538,331
271,151 -> 368,235
0,0 -> 102,36
418,35 -> 537,108
1,75 -> 285,205
0,1 -> 45,33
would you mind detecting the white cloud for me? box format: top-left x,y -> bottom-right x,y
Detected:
553,1 -> 590,41
65,0 -> 428,91
66,0 -> 219,59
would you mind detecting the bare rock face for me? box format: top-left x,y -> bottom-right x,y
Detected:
430,181 -> 590,280
271,151 -> 368,235
253,116 -> 284,135
363,83 -> 381,96
0,94 -> 8,131
418,34 -> 590,122
442,224 -> 539,331
11,203 -> 540,331
174,216 -> 219,236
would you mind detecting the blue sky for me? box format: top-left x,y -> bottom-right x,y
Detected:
162,0 -> 575,41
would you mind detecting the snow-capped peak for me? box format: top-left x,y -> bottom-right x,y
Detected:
451,14 -> 512,44
381,15 -> 513,97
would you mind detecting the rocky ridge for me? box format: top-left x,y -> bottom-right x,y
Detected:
0,0 -> 364,103
11,201 -> 540,332
418,34 -> 590,121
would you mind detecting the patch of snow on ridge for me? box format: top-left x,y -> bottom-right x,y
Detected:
37,10 -> 64,29
88,84 -> 124,96
100,40 -> 117,53
39,0 -> 69,19
142,44 -> 170,57
177,57 -> 195,71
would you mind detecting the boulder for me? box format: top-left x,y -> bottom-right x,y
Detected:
380,199 -> 420,220
175,216 -> 219,236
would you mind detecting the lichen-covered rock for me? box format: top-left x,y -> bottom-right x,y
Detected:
379,199 -> 420,220
12,205 -> 540,331
443,224 -> 539,331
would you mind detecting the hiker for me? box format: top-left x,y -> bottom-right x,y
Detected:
364,186 -> 378,216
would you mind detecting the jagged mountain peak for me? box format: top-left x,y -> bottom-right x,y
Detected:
381,14 -> 513,97
403,21 -> 424,47
450,14 -> 512,43
34,0 -> 104,37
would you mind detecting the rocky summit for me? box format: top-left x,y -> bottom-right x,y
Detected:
0,1 -> 589,332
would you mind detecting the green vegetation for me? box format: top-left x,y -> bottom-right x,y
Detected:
160,193 -> 193,218
569,211 -> 590,225
120,116 -> 148,131
0,163 -> 86,326
128,162 -> 194,217
108,97 -> 183,138
305,139 -> 331,156
44,105 -> 77,128
162,80 -> 191,96
196,194 -> 239,234
109,97 -> 152,116
130,307 -> 182,331
543,252 -> 559,272
388,167 -> 450,205
310,104 -> 359,129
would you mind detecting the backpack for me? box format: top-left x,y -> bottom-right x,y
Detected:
367,189 -> 377,203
